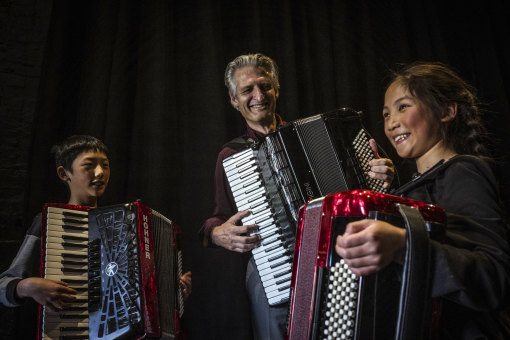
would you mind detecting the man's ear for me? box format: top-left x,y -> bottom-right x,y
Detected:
230,94 -> 239,109
57,166 -> 70,182
441,103 -> 457,122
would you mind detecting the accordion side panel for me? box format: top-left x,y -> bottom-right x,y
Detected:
136,203 -> 161,336
287,198 -> 324,340
148,207 -> 184,338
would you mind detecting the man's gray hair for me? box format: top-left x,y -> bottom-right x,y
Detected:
224,53 -> 280,97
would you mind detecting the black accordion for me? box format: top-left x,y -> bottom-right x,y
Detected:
287,190 -> 446,340
37,202 -> 184,340
223,108 -> 388,306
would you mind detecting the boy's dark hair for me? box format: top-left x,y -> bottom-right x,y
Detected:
51,135 -> 109,172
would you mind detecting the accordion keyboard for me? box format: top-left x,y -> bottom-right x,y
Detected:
224,148 -> 294,306
42,207 -> 89,340
319,260 -> 359,339
352,129 -> 387,193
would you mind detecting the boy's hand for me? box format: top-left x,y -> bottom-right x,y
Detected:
368,139 -> 395,189
16,277 -> 77,311
179,271 -> 192,300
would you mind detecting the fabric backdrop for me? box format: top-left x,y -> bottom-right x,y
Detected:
10,1 -> 510,339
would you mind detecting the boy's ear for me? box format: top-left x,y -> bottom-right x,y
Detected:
57,166 -> 70,182
441,103 -> 458,122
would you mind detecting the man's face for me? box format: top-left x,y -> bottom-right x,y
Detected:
230,66 -> 279,130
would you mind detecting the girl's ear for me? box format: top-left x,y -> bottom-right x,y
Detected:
57,166 -> 70,182
441,103 -> 458,122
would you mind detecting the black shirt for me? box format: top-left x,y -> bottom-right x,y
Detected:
397,155 -> 510,339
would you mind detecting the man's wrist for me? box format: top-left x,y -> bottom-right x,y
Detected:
210,225 -> 221,246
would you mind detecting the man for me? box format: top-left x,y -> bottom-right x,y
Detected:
200,53 -> 394,339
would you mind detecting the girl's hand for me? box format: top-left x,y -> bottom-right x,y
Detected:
368,139 -> 395,189
335,219 -> 406,276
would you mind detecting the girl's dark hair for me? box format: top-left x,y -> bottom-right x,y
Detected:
51,135 -> 109,172
388,61 -> 490,159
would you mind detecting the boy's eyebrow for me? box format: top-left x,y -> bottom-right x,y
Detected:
81,156 -> 109,162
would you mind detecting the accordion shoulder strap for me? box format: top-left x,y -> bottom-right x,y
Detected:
222,136 -> 256,149
394,203 -> 433,340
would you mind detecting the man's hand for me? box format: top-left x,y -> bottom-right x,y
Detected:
368,139 -> 395,189
211,210 -> 260,252
335,219 -> 406,276
16,277 -> 77,311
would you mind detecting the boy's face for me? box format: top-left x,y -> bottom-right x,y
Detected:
58,150 -> 110,206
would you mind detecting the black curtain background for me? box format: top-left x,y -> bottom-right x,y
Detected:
14,1 -> 510,339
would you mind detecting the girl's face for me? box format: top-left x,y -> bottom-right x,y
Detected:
383,82 -> 443,162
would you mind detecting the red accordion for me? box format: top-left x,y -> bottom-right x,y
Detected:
287,190 -> 445,340
37,202 -> 184,340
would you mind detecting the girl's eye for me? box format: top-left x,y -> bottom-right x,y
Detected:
398,104 -> 409,111
382,111 -> 390,118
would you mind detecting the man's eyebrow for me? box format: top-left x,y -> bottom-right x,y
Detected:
238,84 -> 253,91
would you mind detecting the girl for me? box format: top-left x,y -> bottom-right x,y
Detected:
335,62 -> 510,339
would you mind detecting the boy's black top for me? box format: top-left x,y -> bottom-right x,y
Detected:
0,214 -> 42,307
396,155 -> 510,339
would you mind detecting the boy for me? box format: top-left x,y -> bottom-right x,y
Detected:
0,135 -> 110,311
